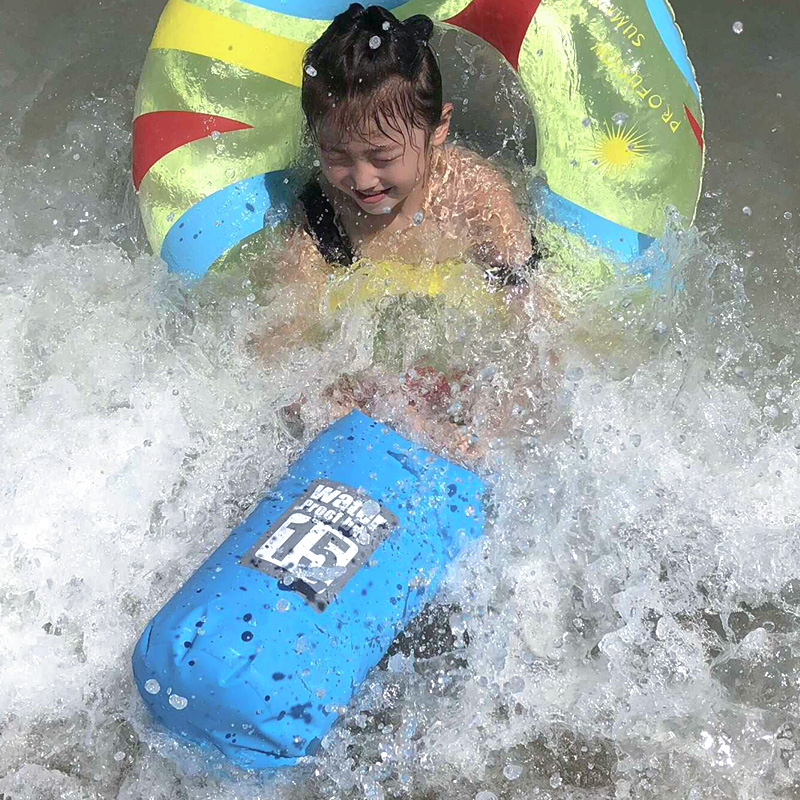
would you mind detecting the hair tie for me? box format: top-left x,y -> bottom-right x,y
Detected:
403,15 -> 434,45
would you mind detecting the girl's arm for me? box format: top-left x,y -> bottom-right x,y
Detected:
254,225 -> 329,360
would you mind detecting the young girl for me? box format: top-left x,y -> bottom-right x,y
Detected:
261,3 -> 540,457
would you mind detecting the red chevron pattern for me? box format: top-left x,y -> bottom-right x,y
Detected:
445,0 -> 542,71
132,110 -> 252,190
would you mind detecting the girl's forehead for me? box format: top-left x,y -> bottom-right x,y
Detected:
316,114 -> 423,153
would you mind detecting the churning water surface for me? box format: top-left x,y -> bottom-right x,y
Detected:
1,0 -> 800,798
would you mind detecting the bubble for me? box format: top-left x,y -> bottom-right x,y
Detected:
784,211 -> 793,220
475,792 -> 498,800
362,499 -> 380,517
566,366 -> 584,382
169,694 -> 188,710
503,764 -> 523,780
369,35 -> 382,49
305,65 -> 317,77
382,206 -> 392,215
114,751 -> 126,762
732,20 -> 744,34
412,211 -> 424,225
276,598 -> 291,612
144,679 -> 160,695
582,117 -> 592,127
382,21 -> 391,30
742,206 -> 752,216
612,111 -> 629,126
549,772 -> 563,788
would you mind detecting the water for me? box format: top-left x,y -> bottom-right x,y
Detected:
1,0 -> 800,798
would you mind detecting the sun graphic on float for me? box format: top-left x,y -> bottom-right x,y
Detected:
589,121 -> 650,173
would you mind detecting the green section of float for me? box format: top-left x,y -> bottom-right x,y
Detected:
136,49 -> 303,252
519,0 -> 703,238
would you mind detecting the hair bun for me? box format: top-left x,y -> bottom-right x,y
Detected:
346,3 -> 366,17
403,14 -> 434,45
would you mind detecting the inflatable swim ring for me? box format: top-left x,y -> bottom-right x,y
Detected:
132,410 -> 485,768
133,0 -> 704,280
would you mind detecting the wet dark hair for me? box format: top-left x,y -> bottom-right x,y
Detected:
301,4 -> 443,146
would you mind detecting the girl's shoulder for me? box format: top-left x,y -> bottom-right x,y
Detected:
433,145 -> 518,206
440,144 -> 509,182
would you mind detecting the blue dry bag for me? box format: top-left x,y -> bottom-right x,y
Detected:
132,410 -> 485,768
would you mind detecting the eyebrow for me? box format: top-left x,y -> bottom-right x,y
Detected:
321,144 -> 401,154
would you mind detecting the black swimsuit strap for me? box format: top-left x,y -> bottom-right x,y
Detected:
299,180 -> 355,267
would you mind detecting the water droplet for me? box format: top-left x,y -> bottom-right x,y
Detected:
570,158 -> 578,167
73,153 -> 80,161
549,772 -> 563,788
144,679 -> 160,695
475,793 -> 498,800
732,20 -> 744,34
612,111 -> 629,126
305,65 -> 318,77
412,210 -> 424,225
382,206 -> 392,215
226,168 -> 235,179
114,751 -> 126,762
582,117 -> 592,127
169,694 -> 188,710
784,211 -> 793,220
503,764 -> 523,780
566,366 -> 584,382
382,21 -> 391,30
742,206 -> 752,216
313,159 -> 320,167
276,598 -> 291,612
362,499 -> 380,517
369,35 -> 382,49
210,130 -> 221,140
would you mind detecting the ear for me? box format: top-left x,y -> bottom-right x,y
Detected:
431,102 -> 453,147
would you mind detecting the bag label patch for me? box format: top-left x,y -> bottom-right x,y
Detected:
240,480 -> 398,610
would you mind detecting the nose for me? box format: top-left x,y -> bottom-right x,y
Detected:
349,160 -> 379,192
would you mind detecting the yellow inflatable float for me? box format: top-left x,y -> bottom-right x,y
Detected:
133,0 -> 704,280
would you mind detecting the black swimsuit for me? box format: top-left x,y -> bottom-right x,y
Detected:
299,179 -> 539,286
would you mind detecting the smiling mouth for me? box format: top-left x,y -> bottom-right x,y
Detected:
354,188 -> 391,204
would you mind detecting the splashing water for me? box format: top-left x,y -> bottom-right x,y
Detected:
1,0 -> 799,799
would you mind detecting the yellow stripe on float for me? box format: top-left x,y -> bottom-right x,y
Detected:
150,0 -> 306,87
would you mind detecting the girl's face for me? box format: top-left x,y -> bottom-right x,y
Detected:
316,106 -> 451,217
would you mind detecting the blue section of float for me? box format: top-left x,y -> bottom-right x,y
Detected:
161,172 -> 289,277
536,183 -> 655,263
233,0 -> 406,19
644,0 -> 700,100
132,411 -> 485,769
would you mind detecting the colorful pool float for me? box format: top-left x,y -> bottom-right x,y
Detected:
133,0 -> 704,278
